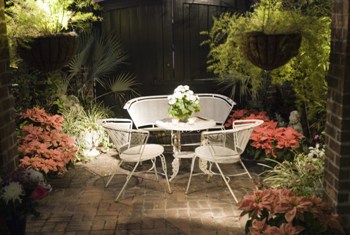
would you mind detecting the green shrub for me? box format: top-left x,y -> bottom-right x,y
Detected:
204,0 -> 331,136
260,144 -> 325,197
59,97 -> 113,162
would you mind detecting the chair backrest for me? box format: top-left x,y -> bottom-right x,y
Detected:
123,93 -> 236,129
101,122 -> 150,156
202,119 -> 264,155
97,118 -> 133,130
196,93 -> 236,126
123,95 -> 169,129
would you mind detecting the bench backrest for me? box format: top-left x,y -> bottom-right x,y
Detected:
123,93 -> 236,129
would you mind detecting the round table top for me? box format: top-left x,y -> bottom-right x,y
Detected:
156,117 -> 216,131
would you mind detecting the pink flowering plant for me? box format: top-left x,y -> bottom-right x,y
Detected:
0,167 -> 51,218
17,107 -> 77,175
238,189 -> 344,235
226,109 -> 304,161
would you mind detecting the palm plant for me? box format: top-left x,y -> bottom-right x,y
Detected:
67,30 -> 139,106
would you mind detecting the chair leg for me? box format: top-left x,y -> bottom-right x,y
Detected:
115,161 -> 140,202
185,156 -> 197,194
207,162 -> 214,182
105,160 -> 124,188
159,154 -> 172,194
215,162 -> 239,203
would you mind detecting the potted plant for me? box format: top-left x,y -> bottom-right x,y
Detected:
238,188 -> 344,234
205,0 -> 331,137
260,144 -> 325,197
167,85 -> 200,122
237,0 -> 302,71
225,109 -> 304,162
0,167 -> 51,235
17,107 -> 78,175
5,0 -> 101,71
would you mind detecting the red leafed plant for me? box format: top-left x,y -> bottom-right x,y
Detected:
238,189 -> 344,235
17,107 -> 77,175
226,109 -> 304,161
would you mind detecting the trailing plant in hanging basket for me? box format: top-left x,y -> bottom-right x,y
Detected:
17,32 -> 79,72
241,31 -> 302,71
5,0 -> 101,70
203,0 -> 331,135
237,0 -> 303,71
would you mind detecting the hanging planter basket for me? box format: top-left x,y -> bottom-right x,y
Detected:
241,31 -> 302,71
17,32 -> 79,72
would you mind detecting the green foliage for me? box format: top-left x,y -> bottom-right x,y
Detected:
67,30 -> 139,106
260,145 -> 325,197
5,0 -> 101,66
205,0 -> 331,134
10,64 -> 59,112
5,0 -> 101,37
59,98 -> 113,162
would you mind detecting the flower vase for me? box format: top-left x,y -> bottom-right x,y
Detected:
4,212 -> 26,235
179,117 -> 189,123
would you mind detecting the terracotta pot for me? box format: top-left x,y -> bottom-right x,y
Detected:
17,32 -> 79,72
241,31 -> 302,71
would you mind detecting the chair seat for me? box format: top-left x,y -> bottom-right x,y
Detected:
121,144 -> 164,162
195,145 -> 241,164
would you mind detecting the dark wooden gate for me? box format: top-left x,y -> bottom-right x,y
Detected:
99,0 -> 248,95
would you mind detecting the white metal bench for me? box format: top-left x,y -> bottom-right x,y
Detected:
123,93 -> 236,131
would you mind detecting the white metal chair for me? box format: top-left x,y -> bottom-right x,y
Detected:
100,119 -> 172,202
185,119 -> 264,203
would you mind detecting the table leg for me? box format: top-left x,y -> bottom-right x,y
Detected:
198,159 -> 212,176
170,131 -> 181,181
170,157 -> 180,181
171,130 -> 181,152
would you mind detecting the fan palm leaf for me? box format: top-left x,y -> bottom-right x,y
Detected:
97,72 -> 140,105
68,30 -> 129,83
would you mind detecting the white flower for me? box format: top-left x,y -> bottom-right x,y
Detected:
173,91 -> 183,99
187,94 -> 197,102
307,144 -> 325,158
168,96 -> 176,105
1,182 -> 24,204
168,85 -> 201,119
25,168 -> 44,183
174,85 -> 184,93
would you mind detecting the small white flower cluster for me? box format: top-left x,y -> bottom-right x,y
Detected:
307,144 -> 325,158
167,85 -> 199,105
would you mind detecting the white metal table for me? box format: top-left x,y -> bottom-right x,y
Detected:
156,117 -> 216,181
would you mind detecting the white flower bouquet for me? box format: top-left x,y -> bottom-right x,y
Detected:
167,85 -> 200,121
0,167 -> 51,218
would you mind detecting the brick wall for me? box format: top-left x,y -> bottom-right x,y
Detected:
324,0 -> 350,233
0,0 -> 18,172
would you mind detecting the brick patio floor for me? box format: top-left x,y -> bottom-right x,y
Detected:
22,150 -> 259,235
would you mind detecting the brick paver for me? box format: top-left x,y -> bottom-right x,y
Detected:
22,152 -> 258,235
